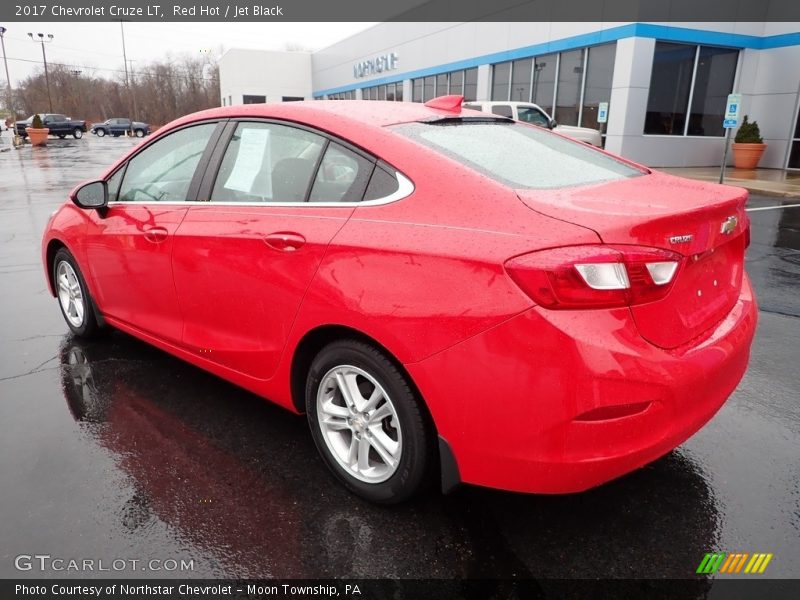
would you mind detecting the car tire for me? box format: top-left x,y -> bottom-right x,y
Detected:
58,134 -> 66,139
73,128 -> 83,139
134,129 -> 145,138
96,129 -> 105,137
53,248 -> 99,338
305,339 -> 434,504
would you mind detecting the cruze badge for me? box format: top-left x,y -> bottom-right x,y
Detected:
720,216 -> 738,235
669,234 -> 694,244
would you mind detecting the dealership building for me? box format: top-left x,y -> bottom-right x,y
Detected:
219,22 -> 800,169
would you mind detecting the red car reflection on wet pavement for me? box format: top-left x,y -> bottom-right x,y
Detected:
42,96 -> 757,503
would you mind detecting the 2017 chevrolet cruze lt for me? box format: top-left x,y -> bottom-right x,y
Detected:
42,96 -> 757,503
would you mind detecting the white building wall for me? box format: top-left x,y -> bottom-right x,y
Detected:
311,22 -> 615,94
605,37 -> 654,157
218,49 -> 312,105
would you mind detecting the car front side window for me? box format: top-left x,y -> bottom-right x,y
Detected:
116,123 -> 216,203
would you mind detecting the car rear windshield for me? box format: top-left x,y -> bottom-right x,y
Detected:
392,120 -> 643,189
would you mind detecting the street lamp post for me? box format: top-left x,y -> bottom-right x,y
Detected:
532,62 -> 546,105
28,32 -> 54,112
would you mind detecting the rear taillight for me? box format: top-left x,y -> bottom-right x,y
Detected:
505,245 -> 682,309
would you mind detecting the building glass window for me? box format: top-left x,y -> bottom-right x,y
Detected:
378,85 -> 386,100
555,49 -> 584,126
423,76 -> 435,102
789,102 -> 800,169
449,70 -> 463,96
511,58 -> 533,102
395,83 -> 403,102
411,68 -> 478,103
243,95 -> 267,104
436,73 -> 448,96
491,62 -> 511,101
645,42 -> 738,137
532,55 -> 556,113
464,68 -> 478,102
582,43 -> 616,131
688,46 -> 738,136
413,78 -> 423,102
645,42 -> 695,135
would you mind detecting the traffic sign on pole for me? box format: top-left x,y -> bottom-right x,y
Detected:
597,102 -> 609,124
720,93 -> 742,183
723,93 -> 742,129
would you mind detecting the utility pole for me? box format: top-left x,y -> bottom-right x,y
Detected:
0,27 -> 16,139
128,59 -> 138,123
120,21 -> 130,87
119,21 -> 135,122
28,32 -> 54,112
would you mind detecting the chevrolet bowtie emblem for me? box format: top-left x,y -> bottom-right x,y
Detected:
720,216 -> 738,235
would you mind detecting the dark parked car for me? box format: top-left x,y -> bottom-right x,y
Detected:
91,118 -> 150,138
16,113 -> 87,139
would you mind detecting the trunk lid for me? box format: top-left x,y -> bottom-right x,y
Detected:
516,171 -> 749,348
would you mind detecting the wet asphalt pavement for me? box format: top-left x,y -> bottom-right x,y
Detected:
0,134 -> 798,583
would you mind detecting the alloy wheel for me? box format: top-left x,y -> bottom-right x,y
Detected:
316,365 -> 402,484
56,261 -> 85,328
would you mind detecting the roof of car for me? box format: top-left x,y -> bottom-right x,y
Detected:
170,100 -> 485,131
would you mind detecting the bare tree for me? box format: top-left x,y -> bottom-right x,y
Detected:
14,52 -> 220,127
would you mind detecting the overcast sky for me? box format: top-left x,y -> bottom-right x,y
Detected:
1,22 -> 376,85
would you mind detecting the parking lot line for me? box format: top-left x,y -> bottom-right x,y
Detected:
746,203 -> 800,212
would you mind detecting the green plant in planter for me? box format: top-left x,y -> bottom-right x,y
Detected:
31,114 -> 43,129
734,116 -> 763,144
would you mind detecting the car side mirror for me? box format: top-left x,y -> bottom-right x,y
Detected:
72,180 -> 108,210
548,118 -> 557,130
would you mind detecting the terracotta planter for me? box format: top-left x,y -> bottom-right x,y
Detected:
26,127 -> 50,146
731,142 -> 767,169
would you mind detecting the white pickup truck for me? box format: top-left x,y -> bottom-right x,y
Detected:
463,101 -> 603,147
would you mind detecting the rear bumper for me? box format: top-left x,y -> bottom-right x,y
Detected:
407,275 -> 757,494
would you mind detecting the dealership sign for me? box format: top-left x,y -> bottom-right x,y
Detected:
353,53 -> 399,79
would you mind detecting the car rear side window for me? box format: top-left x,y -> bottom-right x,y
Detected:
211,122 -> 326,203
308,142 -> 374,203
116,123 -> 216,202
491,105 -> 513,118
364,165 -> 399,201
393,121 -> 642,189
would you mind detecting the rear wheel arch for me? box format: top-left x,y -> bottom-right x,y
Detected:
290,325 -> 432,423
290,325 -> 458,483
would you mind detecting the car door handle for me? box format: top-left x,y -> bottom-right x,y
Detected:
143,226 -> 169,243
264,232 -> 305,252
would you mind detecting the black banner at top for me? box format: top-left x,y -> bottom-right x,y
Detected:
2,0 -> 800,22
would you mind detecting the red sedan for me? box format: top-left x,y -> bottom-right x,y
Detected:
42,96 -> 757,503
